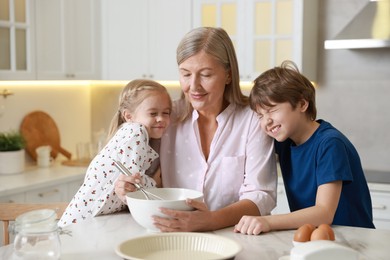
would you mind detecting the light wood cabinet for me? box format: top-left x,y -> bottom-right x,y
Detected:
101,0 -> 192,80
193,0 -> 318,81
34,0 -> 101,79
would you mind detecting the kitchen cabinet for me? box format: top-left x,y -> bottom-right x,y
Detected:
0,193 -> 24,204
193,0 -> 318,81
25,184 -> 68,203
272,179 -> 390,230
368,183 -> 390,230
34,0 -> 101,79
101,0 -> 192,80
271,178 -> 290,215
0,165 -> 85,245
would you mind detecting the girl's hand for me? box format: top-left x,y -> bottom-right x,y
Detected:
233,215 -> 271,235
152,199 -> 212,232
114,173 -> 142,204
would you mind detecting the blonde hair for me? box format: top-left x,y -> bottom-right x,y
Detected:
106,79 -> 172,140
176,27 -> 248,122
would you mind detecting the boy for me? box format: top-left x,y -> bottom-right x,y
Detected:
234,61 -> 374,235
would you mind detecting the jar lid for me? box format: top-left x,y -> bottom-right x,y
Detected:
14,209 -> 58,233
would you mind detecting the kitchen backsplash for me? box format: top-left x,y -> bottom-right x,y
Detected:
0,82 -> 92,164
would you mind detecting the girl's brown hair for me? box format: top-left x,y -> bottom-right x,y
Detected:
250,60 -> 317,120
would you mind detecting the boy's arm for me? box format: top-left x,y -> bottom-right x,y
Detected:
265,181 -> 342,230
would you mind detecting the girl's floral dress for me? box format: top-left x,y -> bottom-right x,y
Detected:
59,122 -> 158,227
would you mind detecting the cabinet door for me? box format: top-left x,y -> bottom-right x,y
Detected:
271,180 -> 290,214
0,0 -> 35,80
148,0 -> 192,80
193,0 -> 317,81
0,193 -> 25,203
193,0 -> 242,75
35,0 -> 100,79
101,0 -> 148,80
370,191 -> 390,230
24,184 -> 67,203
66,179 -> 83,201
101,0 -> 192,80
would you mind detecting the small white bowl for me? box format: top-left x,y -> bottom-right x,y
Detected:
292,240 -> 307,247
126,188 -> 204,232
290,240 -> 359,260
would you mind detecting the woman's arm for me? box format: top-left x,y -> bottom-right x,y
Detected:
154,199 -> 260,232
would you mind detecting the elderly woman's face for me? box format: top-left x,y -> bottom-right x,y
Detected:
178,50 -> 231,115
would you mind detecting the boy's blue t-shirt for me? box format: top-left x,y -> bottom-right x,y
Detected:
275,120 -> 375,228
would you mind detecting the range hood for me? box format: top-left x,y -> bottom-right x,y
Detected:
325,0 -> 390,49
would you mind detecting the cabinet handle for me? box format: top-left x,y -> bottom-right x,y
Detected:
38,189 -> 60,198
372,204 -> 387,210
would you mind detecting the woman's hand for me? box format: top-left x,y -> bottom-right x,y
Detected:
233,215 -> 271,235
114,173 -> 142,204
152,199 -> 212,232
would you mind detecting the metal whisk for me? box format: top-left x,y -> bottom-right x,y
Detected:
112,160 -> 163,200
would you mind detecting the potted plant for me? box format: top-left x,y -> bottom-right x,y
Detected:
0,131 -> 26,174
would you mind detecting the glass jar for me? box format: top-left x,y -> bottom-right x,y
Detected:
12,209 -> 61,260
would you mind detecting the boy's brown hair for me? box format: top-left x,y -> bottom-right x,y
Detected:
250,60 -> 317,120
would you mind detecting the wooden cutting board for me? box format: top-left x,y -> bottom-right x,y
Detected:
20,111 -> 72,161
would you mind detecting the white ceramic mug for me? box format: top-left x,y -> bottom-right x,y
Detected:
36,146 -> 52,168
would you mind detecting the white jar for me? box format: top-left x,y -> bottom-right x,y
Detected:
12,209 -> 61,260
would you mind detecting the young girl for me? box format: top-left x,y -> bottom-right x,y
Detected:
234,61 -> 374,235
59,79 -> 172,227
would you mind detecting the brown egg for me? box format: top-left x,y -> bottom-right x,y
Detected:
318,224 -> 335,241
293,224 -> 315,242
310,227 -> 330,241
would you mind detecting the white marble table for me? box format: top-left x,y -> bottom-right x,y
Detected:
1,212 -> 390,260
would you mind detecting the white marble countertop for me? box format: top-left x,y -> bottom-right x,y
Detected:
0,164 -> 87,197
1,212 -> 389,260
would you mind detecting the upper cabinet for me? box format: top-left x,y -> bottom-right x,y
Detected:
1,0 -> 317,81
0,0 -> 100,80
193,0 -> 318,81
35,0 -> 101,79
101,0 -> 192,80
0,0 -> 35,80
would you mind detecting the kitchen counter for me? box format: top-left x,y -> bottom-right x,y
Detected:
0,164 -> 87,197
1,212 -> 389,260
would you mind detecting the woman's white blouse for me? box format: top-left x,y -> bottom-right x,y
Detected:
59,123 -> 158,227
160,100 -> 277,215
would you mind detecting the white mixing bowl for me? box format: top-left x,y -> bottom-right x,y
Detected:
126,188 -> 204,232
